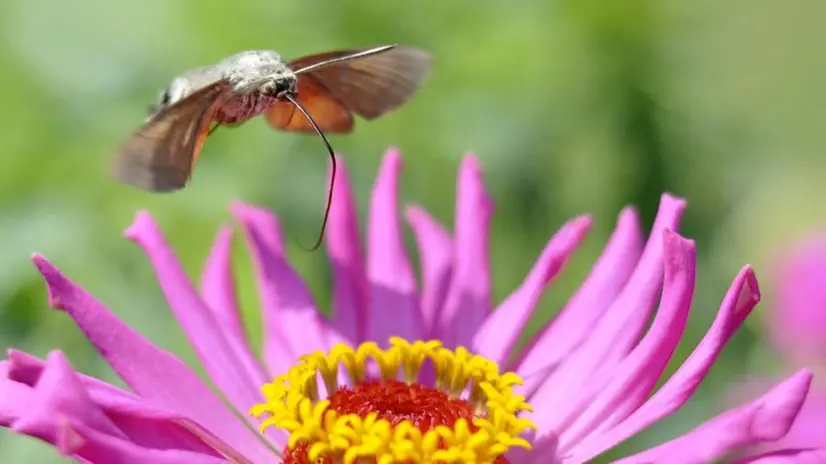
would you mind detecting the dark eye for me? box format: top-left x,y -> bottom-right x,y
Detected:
160,89 -> 171,105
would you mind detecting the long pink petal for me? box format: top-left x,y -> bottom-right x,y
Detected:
611,370 -> 813,464
231,202 -> 329,372
553,230 -> 696,447
437,155 -> 493,347
516,207 -> 643,390
528,195 -> 685,403
59,422 -> 230,464
366,149 -> 423,344
473,216 -> 591,366
200,227 -> 267,387
11,351 -> 125,442
200,227 -> 245,343
406,205 -> 453,337
324,158 -> 368,346
6,349 -> 245,456
30,255 -> 272,463
570,266 -> 762,462
0,361 -> 31,426
732,449 -> 826,463
201,224 -> 271,395
7,352 -> 233,464
125,213 -> 270,426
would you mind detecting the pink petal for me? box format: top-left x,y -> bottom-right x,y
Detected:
527,194 -> 685,404
231,202 -> 329,371
770,232 -> 826,359
0,361 -> 31,426
125,213 -> 269,424
437,155 -> 493,347
406,205 -> 453,337
200,226 -> 245,344
733,449 -> 826,463
200,225 -> 270,386
324,158 -> 368,346
30,255 -> 272,463
366,149 -> 423,344
59,422 -> 230,464
11,351 -> 124,442
7,349 -> 240,456
570,266 -> 762,462
505,431 -> 559,464
200,227 -> 267,387
553,229 -> 696,447
516,207 -> 643,390
473,216 -> 592,366
611,370 -> 813,464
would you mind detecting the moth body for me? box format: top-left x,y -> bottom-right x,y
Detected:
112,43 -> 432,249
149,50 -> 297,124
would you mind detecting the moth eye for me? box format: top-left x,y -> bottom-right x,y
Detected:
160,90 -> 171,104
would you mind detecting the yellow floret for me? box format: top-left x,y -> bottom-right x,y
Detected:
249,339 -> 536,463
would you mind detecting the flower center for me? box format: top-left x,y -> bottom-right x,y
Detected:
250,338 -> 535,463
284,379 -> 510,464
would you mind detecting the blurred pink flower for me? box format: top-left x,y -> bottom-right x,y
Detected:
728,380 -> 826,460
0,149 -> 818,463
769,231 -> 826,361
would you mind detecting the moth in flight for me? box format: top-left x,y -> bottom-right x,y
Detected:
111,44 -> 431,249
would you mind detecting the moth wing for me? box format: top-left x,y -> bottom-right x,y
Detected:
288,45 -> 431,119
265,74 -> 354,133
110,81 -> 229,192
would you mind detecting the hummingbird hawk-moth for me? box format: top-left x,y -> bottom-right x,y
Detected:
111,44 -> 431,249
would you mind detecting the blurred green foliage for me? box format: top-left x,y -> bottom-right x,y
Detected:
1,0 -> 825,461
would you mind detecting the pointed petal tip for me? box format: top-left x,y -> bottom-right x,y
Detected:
44,350 -> 69,366
404,205 -> 434,227
30,254 -> 69,312
662,227 -> 696,248
661,192 -> 688,207
751,369 -> 814,441
328,154 -> 351,181
404,204 -> 424,219
574,214 -> 594,227
214,224 -> 234,242
460,153 -> 482,171
31,252 -> 48,270
783,368 -> 813,391
742,266 -> 761,303
123,210 -> 156,241
382,148 -> 403,169
562,215 -> 593,239
379,148 -> 404,175
384,146 -> 401,157
230,201 -> 281,227
617,206 -> 641,223
56,420 -> 84,457
228,200 -> 252,216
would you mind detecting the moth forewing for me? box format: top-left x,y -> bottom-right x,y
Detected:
287,45 -> 432,120
111,81 -> 229,192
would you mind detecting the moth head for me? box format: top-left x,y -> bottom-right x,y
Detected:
260,72 -> 297,97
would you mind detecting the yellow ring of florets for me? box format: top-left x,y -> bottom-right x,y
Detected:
249,337 -> 536,464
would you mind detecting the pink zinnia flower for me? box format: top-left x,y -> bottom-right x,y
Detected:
769,231 -> 826,362
728,231 -> 826,459
0,149 -> 818,463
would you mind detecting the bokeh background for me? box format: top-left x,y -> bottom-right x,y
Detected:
1,0 -> 825,461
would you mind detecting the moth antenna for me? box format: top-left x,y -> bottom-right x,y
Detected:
293,45 -> 396,75
283,92 -> 336,252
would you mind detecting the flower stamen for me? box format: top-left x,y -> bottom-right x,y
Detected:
250,337 -> 536,463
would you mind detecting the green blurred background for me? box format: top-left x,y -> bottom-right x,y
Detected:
1,0 -> 825,461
